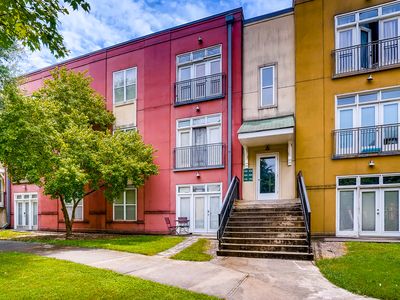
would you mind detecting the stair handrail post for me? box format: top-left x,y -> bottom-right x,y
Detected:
297,171 -> 312,254
217,176 -> 239,248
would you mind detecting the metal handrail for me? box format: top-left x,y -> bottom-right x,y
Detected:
217,176 -> 239,247
174,73 -> 225,105
332,35 -> 400,76
174,143 -> 224,169
333,123 -> 400,157
297,171 -> 312,254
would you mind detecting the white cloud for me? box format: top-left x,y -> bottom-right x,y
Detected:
23,0 -> 292,73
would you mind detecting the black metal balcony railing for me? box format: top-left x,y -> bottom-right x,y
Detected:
333,36 -> 400,76
174,143 -> 224,170
333,123 -> 400,157
174,73 -> 225,105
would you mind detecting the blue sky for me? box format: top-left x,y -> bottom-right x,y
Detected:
24,0 -> 292,71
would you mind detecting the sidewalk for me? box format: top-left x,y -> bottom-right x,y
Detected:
0,240 -> 373,300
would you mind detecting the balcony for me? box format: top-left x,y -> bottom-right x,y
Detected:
174,73 -> 225,106
332,36 -> 400,77
333,124 -> 400,158
174,143 -> 224,170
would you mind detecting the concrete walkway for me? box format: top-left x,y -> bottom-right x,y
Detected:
0,241 -> 372,300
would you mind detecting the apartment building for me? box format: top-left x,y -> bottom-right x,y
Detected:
11,9 -> 243,234
295,0 -> 400,238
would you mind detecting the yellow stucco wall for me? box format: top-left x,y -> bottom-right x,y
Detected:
295,0 -> 400,235
242,144 -> 296,201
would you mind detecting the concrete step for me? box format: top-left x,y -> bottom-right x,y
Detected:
231,211 -> 304,217
216,249 -> 314,260
223,231 -> 308,238
221,237 -> 309,245
227,220 -> 305,227
220,243 -> 310,253
233,207 -> 302,213
229,216 -> 305,222
225,226 -> 306,233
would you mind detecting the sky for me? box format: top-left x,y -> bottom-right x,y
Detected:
23,0 -> 292,72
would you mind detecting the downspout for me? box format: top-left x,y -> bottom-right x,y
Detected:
226,14 -> 234,184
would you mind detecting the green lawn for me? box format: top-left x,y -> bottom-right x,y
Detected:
22,235 -> 185,256
317,242 -> 400,300
0,230 -> 32,239
0,252 -> 216,300
171,238 -> 213,261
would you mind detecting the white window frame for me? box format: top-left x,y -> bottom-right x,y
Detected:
176,113 -> 222,147
336,173 -> 400,237
259,65 -> 276,108
65,199 -> 84,221
113,67 -> 137,105
113,187 -> 137,221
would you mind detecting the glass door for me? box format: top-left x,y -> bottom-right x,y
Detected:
257,154 -> 278,200
208,195 -> 220,232
337,28 -> 355,73
338,190 -> 356,235
383,190 -> 400,235
178,66 -> 192,101
383,103 -> 399,151
209,59 -> 221,96
360,27 -> 372,69
207,126 -> 221,166
192,127 -> 207,167
338,108 -> 355,155
360,106 -> 378,153
194,63 -> 206,99
381,18 -> 399,66
361,191 -> 378,234
194,195 -> 206,232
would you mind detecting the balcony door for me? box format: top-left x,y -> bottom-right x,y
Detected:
360,105 -> 378,153
360,27 -> 372,69
337,28 -> 355,73
380,18 -> 399,66
383,102 -> 399,151
192,127 -> 207,167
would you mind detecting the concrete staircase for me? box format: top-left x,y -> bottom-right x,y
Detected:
217,199 -> 314,260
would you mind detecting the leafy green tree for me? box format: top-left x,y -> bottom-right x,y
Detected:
0,68 -> 158,236
0,0 -> 90,58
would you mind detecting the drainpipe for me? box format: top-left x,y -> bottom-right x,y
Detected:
226,14 -> 234,184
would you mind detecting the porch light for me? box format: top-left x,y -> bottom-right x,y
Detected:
369,160 -> 375,167
196,172 -> 201,178
198,36 -> 203,44
367,74 -> 373,81
195,105 -> 200,112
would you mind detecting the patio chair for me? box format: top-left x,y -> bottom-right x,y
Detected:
177,217 -> 191,235
164,217 -> 177,235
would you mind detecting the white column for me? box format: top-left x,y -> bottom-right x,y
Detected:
288,141 -> 293,166
244,145 -> 249,168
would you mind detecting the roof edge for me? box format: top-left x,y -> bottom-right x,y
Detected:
243,7 -> 293,25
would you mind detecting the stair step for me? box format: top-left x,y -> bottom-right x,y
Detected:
223,231 -> 307,238
227,220 -> 305,227
231,211 -> 304,217
229,216 -> 304,222
221,237 -> 308,245
216,249 -> 314,260
233,207 -> 302,213
220,243 -> 309,253
225,226 -> 306,232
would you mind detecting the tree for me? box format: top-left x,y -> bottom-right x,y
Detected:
0,0 -> 90,58
0,68 -> 158,236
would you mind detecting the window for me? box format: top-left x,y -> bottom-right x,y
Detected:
335,1 -> 400,74
175,45 -> 222,103
113,188 -> 137,221
335,87 -> 400,153
176,114 -> 222,169
65,199 -> 83,221
113,68 -> 137,105
260,65 -> 276,107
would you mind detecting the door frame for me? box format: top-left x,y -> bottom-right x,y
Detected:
14,193 -> 38,231
256,152 -> 279,200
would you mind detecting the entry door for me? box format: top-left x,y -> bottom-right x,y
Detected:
193,195 -> 221,233
257,154 -> 278,200
15,194 -> 38,230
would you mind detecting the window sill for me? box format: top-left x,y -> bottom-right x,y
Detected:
114,100 -> 136,107
106,220 -> 144,224
58,220 -> 90,224
259,104 -> 277,110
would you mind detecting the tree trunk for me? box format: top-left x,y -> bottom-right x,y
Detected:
59,196 -> 73,238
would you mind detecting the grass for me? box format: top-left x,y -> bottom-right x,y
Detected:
171,238 -> 213,261
22,235 -> 185,256
0,230 -> 32,239
0,252 -> 216,300
317,242 -> 400,300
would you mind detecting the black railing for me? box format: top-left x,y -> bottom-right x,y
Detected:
174,143 -> 224,170
217,176 -> 239,247
174,73 -> 225,105
333,124 -> 400,157
297,171 -> 311,254
333,36 -> 400,76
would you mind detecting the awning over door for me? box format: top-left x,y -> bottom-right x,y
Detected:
238,115 -> 294,147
